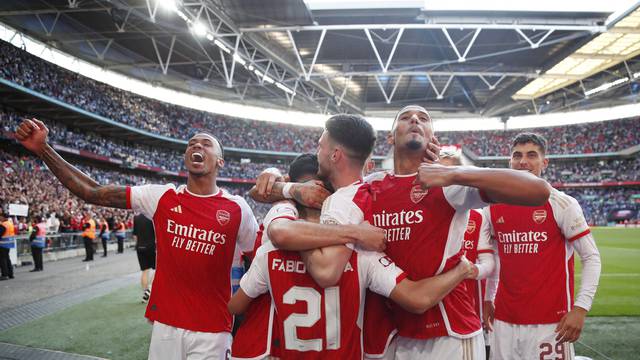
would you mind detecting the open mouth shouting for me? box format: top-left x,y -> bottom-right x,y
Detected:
190,151 -> 205,165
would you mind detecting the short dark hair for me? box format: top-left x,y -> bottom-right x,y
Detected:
512,132 -> 547,154
325,114 -> 376,163
288,154 -> 318,182
190,132 -> 224,158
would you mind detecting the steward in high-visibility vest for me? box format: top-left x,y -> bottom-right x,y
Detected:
29,218 -> 47,271
0,213 -> 15,279
81,213 -> 96,262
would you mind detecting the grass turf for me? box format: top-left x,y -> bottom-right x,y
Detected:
0,284 -> 151,360
576,227 -> 640,316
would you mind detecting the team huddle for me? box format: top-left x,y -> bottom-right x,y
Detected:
14,105 -> 601,360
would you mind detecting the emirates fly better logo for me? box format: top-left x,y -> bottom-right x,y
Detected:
532,209 -> 547,224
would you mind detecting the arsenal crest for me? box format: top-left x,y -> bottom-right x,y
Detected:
532,209 -> 547,224
410,185 -> 428,204
466,220 -> 476,234
216,210 -> 230,226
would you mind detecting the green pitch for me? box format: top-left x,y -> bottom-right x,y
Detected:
0,227 -> 637,359
576,227 -> 640,316
0,285 -> 151,360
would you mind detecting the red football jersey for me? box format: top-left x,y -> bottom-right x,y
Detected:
127,184 -> 258,333
240,242 -> 404,360
363,171 -> 489,341
486,189 -> 591,324
232,201 -> 298,359
462,209 -> 492,318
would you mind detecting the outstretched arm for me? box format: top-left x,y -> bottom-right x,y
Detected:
389,257 -> 475,314
417,164 -> 550,206
269,218 -> 386,252
15,119 -> 127,208
248,170 -> 330,209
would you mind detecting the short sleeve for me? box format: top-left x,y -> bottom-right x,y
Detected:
358,250 -> 405,298
264,201 -> 299,229
443,185 -> 489,211
549,190 -> 591,242
239,250 -> 269,298
320,190 -> 364,226
128,184 -> 175,219
482,206 -> 496,248
236,197 -> 260,253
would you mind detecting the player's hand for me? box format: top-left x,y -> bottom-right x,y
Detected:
414,163 -> 458,189
455,255 -> 476,279
291,180 -> 331,209
255,168 -> 284,198
352,221 -> 386,252
555,306 -> 587,343
483,301 -> 495,332
423,136 -> 441,164
15,118 -> 49,156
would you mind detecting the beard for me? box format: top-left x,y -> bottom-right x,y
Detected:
405,139 -> 423,151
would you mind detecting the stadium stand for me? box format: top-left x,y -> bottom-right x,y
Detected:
0,39 -> 638,228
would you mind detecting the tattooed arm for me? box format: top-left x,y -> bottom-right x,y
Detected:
15,118 -> 128,209
249,177 -> 331,209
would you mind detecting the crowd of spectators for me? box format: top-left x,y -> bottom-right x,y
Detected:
3,40 -> 638,158
480,158 -> 640,184
565,188 -> 640,226
435,119 -> 640,156
2,109 -> 286,180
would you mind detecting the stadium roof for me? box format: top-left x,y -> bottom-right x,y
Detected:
1,0 -> 640,120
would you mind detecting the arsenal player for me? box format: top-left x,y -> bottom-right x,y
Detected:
229,115 -> 476,360
15,118 -> 322,359
482,133 -> 601,360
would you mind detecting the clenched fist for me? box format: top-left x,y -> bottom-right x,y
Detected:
15,118 -> 49,156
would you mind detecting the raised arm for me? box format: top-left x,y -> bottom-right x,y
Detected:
248,169 -> 330,209
417,164 -> 550,206
15,119 -> 127,209
390,257 -> 475,314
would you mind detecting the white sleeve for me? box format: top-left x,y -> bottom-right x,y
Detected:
239,250 -> 269,298
236,197 -> 259,254
320,190 -> 364,250
549,190 -> 591,242
484,251 -> 500,301
443,185 -> 489,211
475,209 -> 495,279
261,201 -> 299,247
572,233 -> 601,311
358,250 -> 405,298
264,201 -> 299,229
129,184 -> 175,219
319,192 -> 364,226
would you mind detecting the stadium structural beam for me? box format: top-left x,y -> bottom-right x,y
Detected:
151,36 -> 176,75
365,28 -> 404,72
239,23 -> 604,33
